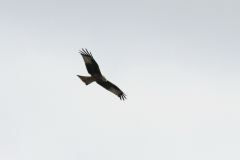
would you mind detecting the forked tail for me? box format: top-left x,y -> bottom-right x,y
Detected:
77,75 -> 94,85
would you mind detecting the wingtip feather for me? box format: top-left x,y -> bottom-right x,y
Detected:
79,48 -> 93,57
119,93 -> 127,101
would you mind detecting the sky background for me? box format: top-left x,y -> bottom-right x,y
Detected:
1,0 -> 240,159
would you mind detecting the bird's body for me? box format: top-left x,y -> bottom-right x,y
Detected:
93,75 -> 107,82
77,49 -> 127,100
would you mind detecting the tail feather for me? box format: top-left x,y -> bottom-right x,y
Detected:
77,75 -> 94,85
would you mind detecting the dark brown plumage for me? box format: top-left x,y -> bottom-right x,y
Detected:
77,48 -> 127,100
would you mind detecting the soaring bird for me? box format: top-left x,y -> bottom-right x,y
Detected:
77,48 -> 127,100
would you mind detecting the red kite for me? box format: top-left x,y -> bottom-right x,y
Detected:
77,48 -> 127,100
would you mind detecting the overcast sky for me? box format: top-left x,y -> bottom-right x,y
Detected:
1,0 -> 240,159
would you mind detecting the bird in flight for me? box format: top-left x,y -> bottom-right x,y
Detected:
77,48 -> 127,100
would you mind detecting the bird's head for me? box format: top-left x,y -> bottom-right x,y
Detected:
102,75 -> 107,82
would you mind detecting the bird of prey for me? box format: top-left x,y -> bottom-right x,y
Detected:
77,48 -> 127,100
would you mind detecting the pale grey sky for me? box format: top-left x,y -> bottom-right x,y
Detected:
1,0 -> 240,159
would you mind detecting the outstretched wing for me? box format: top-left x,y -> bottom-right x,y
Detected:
79,48 -> 101,75
97,81 -> 127,100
